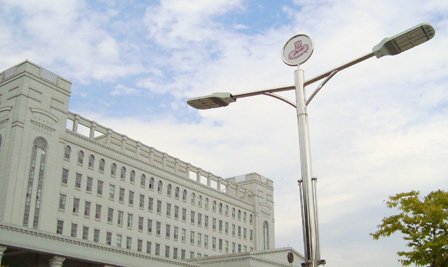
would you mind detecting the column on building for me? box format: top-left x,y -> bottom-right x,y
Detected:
48,256 -> 65,267
0,245 -> 7,265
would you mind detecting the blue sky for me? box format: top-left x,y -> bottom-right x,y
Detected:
1,1 -> 448,266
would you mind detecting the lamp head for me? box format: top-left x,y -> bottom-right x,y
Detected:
187,92 -> 236,110
373,23 -> 435,58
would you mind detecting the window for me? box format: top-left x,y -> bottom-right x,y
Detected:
139,194 -> 145,209
106,232 -> 112,245
73,198 -> 80,213
147,219 -> 153,233
97,180 -> 103,196
94,229 -> 100,242
118,211 -> 123,226
82,226 -> 89,240
157,181 -> 163,193
166,224 -> 171,238
64,145 -> 71,160
250,214 -> 253,224
212,218 -> 216,231
198,213 -> 202,226
181,228 -> 186,242
182,189 -> 187,201
58,194 -> 66,210
219,238 -> 222,251
166,203 -> 171,217
238,210 -> 241,220
107,208 -> 113,223
61,168 -> 69,184
126,236 -> 132,249
120,167 -> 126,180
111,163 -> 117,176
219,203 -> 223,214
99,158 -> 105,172
219,220 -> 223,232
165,245 -> 170,258
138,216 -> 144,231
75,173 -> 82,189
119,187 -> 125,202
156,221 -> 161,235
191,193 -> 195,205
243,212 -> 247,222
167,184 -> 172,196
88,154 -> 95,168
174,226 -> 178,240
155,243 -> 160,255
116,234 -> 122,247
173,247 -> 178,259
205,198 -> 209,209
140,174 -> 146,187
174,205 -> 179,219
127,213 -> 133,228
197,233 -> 202,247
149,177 -> 154,189
77,150 -> 84,165
238,226 -> 241,237
250,230 -> 253,241
225,222 -> 229,234
109,184 -> 115,200
157,200 -> 162,214
182,208 -> 186,221
137,239 -> 143,252
71,223 -> 78,237
232,208 -> 236,218
191,211 -> 195,224
190,231 -> 195,244
56,220 -> 64,234
175,187 -> 179,198
198,195 -> 202,207
130,170 -> 135,183
128,191 -> 134,205
212,200 -> 217,212
181,249 -> 186,259
86,177 -> 93,192
212,237 -> 216,250
263,221 -> 270,249
204,235 -> 209,248
204,215 -> 209,228
84,201 -> 91,217
95,204 -> 102,220
225,205 -> 229,216
146,241 -> 152,254
148,197 -> 154,211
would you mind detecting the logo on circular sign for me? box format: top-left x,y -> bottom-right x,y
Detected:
282,34 -> 314,66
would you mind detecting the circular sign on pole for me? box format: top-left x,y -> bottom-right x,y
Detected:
282,34 -> 313,66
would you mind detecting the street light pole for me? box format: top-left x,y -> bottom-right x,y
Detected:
187,23 -> 435,267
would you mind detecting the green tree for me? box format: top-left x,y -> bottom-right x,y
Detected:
371,190 -> 448,267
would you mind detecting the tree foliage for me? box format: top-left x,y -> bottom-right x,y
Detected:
371,190 -> 448,266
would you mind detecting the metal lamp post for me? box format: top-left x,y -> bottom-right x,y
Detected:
187,23 -> 435,267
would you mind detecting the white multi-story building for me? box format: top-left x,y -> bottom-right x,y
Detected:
0,61 -> 303,267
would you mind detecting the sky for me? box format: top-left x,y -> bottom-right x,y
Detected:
1,0 -> 448,266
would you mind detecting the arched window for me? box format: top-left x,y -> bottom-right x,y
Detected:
238,210 -> 241,220
191,193 -> 196,205
175,187 -> 180,198
120,167 -> 126,180
77,150 -> 84,165
232,208 -> 236,218
99,158 -> 105,172
249,214 -> 253,224
64,145 -> 71,160
198,195 -> 202,207
243,212 -> 247,222
219,203 -> 223,214
111,163 -> 117,176
167,184 -> 172,196
149,177 -> 154,189
23,137 -> 48,228
263,221 -> 270,250
182,189 -> 187,201
205,198 -> 209,209
140,174 -> 146,187
130,170 -> 135,183
157,181 -> 163,193
212,200 -> 217,212
88,154 -> 95,168
225,205 -> 229,216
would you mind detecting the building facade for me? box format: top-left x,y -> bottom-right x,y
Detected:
0,61 -> 298,267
